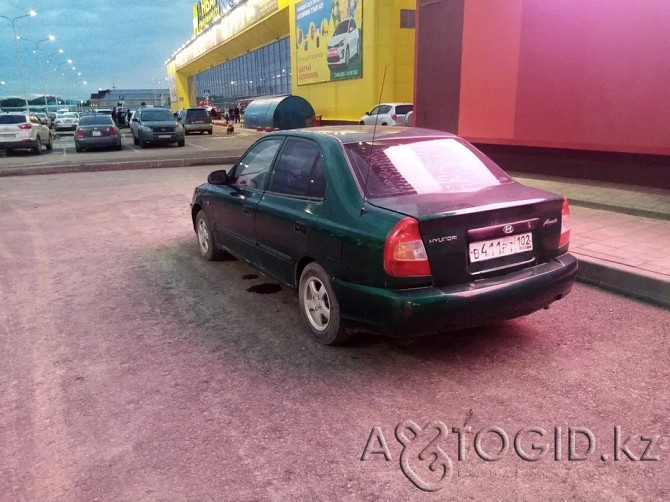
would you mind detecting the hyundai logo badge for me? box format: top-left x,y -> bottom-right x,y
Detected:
503,225 -> 514,234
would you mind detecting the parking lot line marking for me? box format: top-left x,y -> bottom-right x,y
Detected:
188,142 -> 209,150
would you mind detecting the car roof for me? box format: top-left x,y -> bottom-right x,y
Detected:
271,125 -> 456,144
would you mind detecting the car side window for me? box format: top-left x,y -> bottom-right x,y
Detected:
379,105 -> 392,114
268,139 -> 326,198
231,138 -> 283,189
370,106 -> 380,116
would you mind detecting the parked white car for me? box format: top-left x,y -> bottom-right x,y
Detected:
54,112 -> 80,132
0,112 -> 53,154
359,103 -> 413,126
326,18 -> 360,68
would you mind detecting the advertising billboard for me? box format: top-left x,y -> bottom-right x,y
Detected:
295,0 -> 363,85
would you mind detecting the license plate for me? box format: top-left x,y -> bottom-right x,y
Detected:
158,134 -> 171,138
469,232 -> 533,263
92,130 -> 101,136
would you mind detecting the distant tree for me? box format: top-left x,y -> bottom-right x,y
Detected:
0,98 -> 28,108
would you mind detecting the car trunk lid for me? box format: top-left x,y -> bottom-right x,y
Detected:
370,183 -> 566,286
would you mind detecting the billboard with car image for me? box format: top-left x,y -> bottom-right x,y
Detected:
295,0 -> 362,85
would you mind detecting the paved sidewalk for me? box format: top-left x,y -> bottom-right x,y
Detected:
513,173 -> 670,307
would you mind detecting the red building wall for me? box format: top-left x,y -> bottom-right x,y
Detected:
416,0 -> 670,156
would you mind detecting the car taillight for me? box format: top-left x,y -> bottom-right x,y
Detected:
559,198 -> 571,249
75,129 -> 83,137
18,123 -> 32,130
107,127 -> 118,135
391,114 -> 397,121
384,217 -> 432,277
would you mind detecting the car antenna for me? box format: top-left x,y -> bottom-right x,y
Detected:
360,65 -> 387,216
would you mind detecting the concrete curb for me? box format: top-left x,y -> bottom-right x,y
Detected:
567,199 -> 670,222
0,155 -> 242,177
574,252 -> 670,308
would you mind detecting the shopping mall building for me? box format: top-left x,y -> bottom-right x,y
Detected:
166,0 -> 670,187
165,0 -> 415,124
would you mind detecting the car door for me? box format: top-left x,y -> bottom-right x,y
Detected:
209,137 -> 284,264
364,106 -> 380,125
255,138 -> 327,286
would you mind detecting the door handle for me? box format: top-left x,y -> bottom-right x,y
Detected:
229,191 -> 245,199
243,206 -> 254,215
294,222 -> 307,234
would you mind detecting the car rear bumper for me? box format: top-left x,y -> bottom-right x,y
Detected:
184,124 -> 212,133
55,125 -> 77,131
0,139 -> 38,150
334,253 -> 578,337
75,136 -> 120,148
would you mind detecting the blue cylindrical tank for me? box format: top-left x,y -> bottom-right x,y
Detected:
243,95 -> 316,130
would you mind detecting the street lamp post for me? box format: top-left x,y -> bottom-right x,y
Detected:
18,34 -> 55,112
0,10 -> 37,110
0,81 -> 5,110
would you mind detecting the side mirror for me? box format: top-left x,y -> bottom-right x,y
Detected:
207,169 -> 228,185
365,111 -> 370,115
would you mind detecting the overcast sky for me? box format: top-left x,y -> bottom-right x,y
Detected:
0,0 -> 195,100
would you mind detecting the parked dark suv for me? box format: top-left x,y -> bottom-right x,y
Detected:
177,107 -> 213,135
130,106 -> 185,148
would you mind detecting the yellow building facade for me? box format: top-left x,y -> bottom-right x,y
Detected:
166,0 -> 416,123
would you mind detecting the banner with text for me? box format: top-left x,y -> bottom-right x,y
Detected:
295,0 -> 363,85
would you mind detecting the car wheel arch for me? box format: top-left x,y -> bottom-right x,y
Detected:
191,203 -> 203,230
295,256 -> 315,290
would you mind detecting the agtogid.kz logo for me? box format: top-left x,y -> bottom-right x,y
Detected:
360,421 -> 661,492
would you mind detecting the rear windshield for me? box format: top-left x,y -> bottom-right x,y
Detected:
0,115 -> 27,124
394,105 -> 413,115
79,115 -> 113,126
344,138 -> 511,198
141,110 -> 174,121
186,109 -> 209,118
59,113 -> 78,119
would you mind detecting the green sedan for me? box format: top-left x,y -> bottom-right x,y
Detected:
190,126 -> 577,344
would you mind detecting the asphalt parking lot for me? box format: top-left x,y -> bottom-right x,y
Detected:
1,166 -> 668,500
0,125 -> 255,171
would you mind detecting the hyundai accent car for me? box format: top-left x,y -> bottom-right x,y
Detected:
190,126 -> 577,344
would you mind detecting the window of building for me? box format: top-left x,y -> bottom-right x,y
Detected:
400,9 -> 415,29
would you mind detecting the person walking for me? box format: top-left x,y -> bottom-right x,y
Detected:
111,107 -> 117,125
234,106 -> 240,123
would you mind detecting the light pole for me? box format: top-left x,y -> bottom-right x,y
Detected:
18,34 -> 55,111
0,10 -> 37,110
61,67 -> 77,107
0,81 -> 5,110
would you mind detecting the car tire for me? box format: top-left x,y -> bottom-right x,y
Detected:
298,262 -> 352,345
75,146 -> 82,153
46,134 -> 53,151
33,138 -> 42,155
381,123 -> 388,126
359,121 -> 365,125
139,137 -> 146,148
133,134 -> 139,145
195,210 -> 225,261
116,143 -> 122,150
178,138 -> 185,147
208,129 -> 213,135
